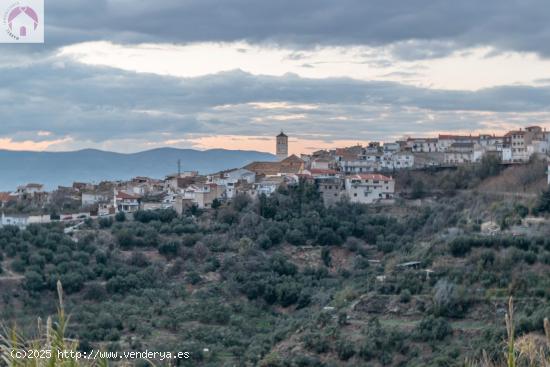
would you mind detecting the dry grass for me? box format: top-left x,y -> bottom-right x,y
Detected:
0,281 -> 108,367
467,297 -> 550,367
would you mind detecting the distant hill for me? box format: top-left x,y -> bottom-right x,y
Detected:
0,148 -> 276,190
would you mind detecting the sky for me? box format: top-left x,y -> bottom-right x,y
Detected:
2,0 -> 550,155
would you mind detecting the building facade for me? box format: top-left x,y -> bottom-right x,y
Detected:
344,174 -> 395,204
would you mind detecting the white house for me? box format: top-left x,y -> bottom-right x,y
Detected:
501,146 -> 513,162
81,192 -> 110,207
530,139 -> 549,155
181,184 -> 225,209
407,138 -> 438,153
208,168 -> 255,199
1,213 -> 29,227
344,174 -> 395,204
114,191 -> 141,213
380,152 -> 414,170
247,177 -> 284,198
16,183 -> 44,197
444,142 -> 475,164
437,135 -> 478,152
383,142 -> 400,153
504,130 -> 530,162
316,176 -> 344,207
310,158 -> 333,170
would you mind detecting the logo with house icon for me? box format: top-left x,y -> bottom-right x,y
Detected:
1,0 -> 43,43
8,5 -> 38,37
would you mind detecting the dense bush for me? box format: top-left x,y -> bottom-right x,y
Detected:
415,316 -> 453,341
3,180 -> 549,367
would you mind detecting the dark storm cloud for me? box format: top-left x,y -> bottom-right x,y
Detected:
1,60 -> 550,146
1,0 -> 549,59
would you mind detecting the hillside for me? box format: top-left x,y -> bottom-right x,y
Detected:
395,158 -> 548,198
0,148 -> 276,190
1,180 -> 549,366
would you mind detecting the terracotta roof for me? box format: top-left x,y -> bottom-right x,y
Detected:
281,154 -> 304,164
335,148 -> 359,160
116,191 -> 140,200
244,162 -> 281,176
0,192 -> 14,202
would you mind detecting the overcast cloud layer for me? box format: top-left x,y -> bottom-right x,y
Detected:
33,0 -> 550,57
1,0 -> 550,153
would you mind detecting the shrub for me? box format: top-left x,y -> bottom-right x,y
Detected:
24,270 -> 45,292
59,271 -> 86,294
257,234 -> 273,250
286,229 -> 306,246
336,338 -> 355,360
535,186 -> 550,214
99,217 -> 113,228
211,198 -> 221,209
344,237 -> 362,252
231,194 -> 251,212
187,271 -> 201,285
115,211 -> 126,222
116,229 -> 136,249
399,289 -> 412,303
303,332 -> 329,354
317,227 -> 342,246
432,279 -> 470,317
266,225 -> 284,245
449,237 -> 472,256
411,180 -> 425,199
321,247 -> 331,267
158,241 -> 180,259
359,318 -> 404,363
83,283 -> 107,301
415,316 -> 452,341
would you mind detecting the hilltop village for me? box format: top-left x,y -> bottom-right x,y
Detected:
1,129 -> 550,367
1,127 -> 550,227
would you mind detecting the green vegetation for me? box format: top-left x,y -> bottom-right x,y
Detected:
1,179 -> 550,366
1,281 -> 108,367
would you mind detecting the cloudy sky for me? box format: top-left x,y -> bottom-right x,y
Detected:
2,0 -> 550,154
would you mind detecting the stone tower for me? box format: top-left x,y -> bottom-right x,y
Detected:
276,131 -> 288,160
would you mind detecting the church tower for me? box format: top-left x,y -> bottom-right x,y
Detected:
276,131 -> 288,160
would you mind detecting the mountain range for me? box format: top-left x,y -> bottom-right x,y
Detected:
0,148 -> 276,191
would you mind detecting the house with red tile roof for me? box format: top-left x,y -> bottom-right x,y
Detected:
114,190 -> 141,213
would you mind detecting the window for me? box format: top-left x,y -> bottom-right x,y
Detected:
353,193 -> 357,197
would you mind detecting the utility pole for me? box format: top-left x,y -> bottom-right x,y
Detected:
177,159 -> 181,177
